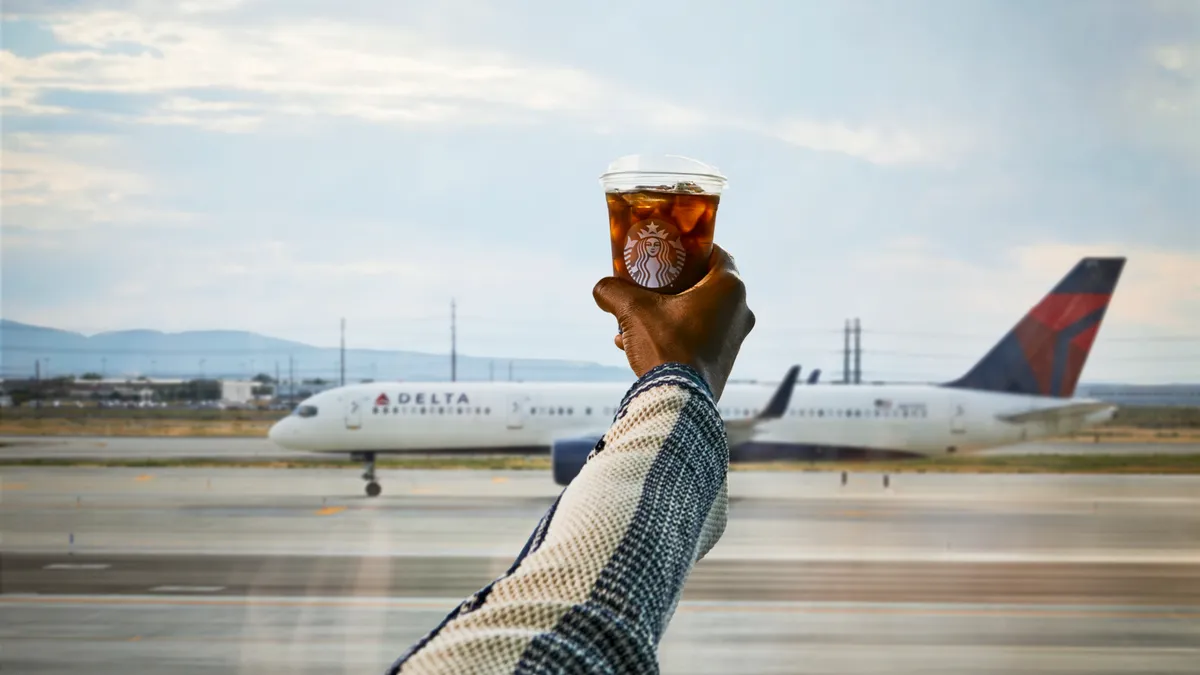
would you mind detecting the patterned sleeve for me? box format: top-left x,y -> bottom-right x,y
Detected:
388,363 -> 729,675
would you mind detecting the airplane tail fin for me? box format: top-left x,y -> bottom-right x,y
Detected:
943,257 -> 1125,398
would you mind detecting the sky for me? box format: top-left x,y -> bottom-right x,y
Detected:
2,0 -> 1198,384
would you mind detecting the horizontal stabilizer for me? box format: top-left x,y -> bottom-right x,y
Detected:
996,402 -> 1115,424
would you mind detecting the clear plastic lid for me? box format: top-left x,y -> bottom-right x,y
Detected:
599,154 -> 727,194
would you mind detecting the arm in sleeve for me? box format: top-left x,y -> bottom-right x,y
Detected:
388,363 -> 729,675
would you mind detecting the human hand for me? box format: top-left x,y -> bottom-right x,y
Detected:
592,244 -> 755,400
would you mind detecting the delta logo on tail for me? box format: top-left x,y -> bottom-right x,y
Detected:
945,257 -> 1126,398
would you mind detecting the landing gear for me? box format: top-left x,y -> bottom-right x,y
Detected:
354,451 -> 381,498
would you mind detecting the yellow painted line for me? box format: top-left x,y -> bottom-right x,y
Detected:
2,483 -> 28,490
491,476 -> 509,484
128,635 -> 141,642
134,474 -> 153,482
315,506 -> 346,516
0,596 -> 1195,620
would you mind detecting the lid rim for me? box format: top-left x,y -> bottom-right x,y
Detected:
599,170 -> 727,179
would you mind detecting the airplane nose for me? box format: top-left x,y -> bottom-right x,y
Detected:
268,418 -> 286,444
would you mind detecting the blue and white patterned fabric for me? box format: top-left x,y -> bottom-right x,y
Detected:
388,363 -> 729,674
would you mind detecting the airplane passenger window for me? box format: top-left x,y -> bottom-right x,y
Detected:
485,407 -> 491,415
567,408 -> 573,415
585,407 -> 592,415
295,405 -> 318,418
818,410 -> 825,417
420,407 -> 426,414
558,407 -> 564,415
438,407 -> 445,415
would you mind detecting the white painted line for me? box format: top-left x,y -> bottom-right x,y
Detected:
43,563 -> 111,570
149,585 -> 225,593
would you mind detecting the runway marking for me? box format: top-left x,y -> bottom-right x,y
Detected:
149,586 -> 225,593
134,474 -> 153,482
43,563 -> 111,570
3,595 -> 1198,621
315,506 -> 346,516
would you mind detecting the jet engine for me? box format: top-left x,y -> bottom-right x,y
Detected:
551,436 -> 602,486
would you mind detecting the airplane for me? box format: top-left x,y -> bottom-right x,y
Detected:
268,257 -> 1126,496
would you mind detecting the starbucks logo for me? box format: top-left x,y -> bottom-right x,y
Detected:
623,220 -> 687,289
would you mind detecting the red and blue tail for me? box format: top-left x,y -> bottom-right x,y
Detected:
944,257 -> 1126,399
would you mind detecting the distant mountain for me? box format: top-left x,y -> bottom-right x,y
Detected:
0,319 -> 632,383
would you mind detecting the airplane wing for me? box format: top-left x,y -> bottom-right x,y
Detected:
550,365 -> 801,448
996,401 -> 1116,424
724,365 -> 801,446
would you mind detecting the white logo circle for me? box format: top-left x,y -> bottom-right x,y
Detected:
623,220 -> 687,289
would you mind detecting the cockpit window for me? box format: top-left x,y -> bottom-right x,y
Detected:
295,405 -> 318,418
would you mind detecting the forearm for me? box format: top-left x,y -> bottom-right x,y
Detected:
390,363 -> 729,675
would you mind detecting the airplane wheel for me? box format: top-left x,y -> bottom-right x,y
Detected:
366,482 -> 382,498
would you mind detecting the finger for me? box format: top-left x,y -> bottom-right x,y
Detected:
681,245 -> 737,294
613,334 -> 625,351
593,276 -> 646,316
710,244 -> 739,276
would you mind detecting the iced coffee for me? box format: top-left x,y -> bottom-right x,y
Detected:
600,155 -> 727,294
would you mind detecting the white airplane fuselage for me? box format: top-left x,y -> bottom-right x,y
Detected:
268,380 -> 1115,458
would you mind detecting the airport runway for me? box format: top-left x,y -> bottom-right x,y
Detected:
0,435 -> 306,460
2,467 -> 1199,673
3,434 -> 1200,461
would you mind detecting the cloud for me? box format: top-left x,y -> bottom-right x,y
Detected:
0,132 -> 191,230
770,119 -> 949,166
1,8 -> 947,165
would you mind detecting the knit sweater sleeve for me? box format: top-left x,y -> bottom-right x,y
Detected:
388,363 -> 729,675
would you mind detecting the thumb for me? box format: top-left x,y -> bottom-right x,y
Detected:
592,276 -> 643,318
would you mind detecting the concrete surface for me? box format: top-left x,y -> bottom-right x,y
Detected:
3,434 -> 1198,461
2,466 -> 1198,674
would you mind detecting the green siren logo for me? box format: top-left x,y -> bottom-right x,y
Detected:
623,220 -> 686,289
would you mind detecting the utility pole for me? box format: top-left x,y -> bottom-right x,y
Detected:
288,355 -> 295,401
843,320 -> 851,384
339,318 -> 346,387
275,361 -> 280,397
35,359 -> 41,382
450,299 -> 457,382
853,318 -> 862,385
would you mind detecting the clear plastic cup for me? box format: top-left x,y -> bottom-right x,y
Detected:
600,155 -> 727,294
